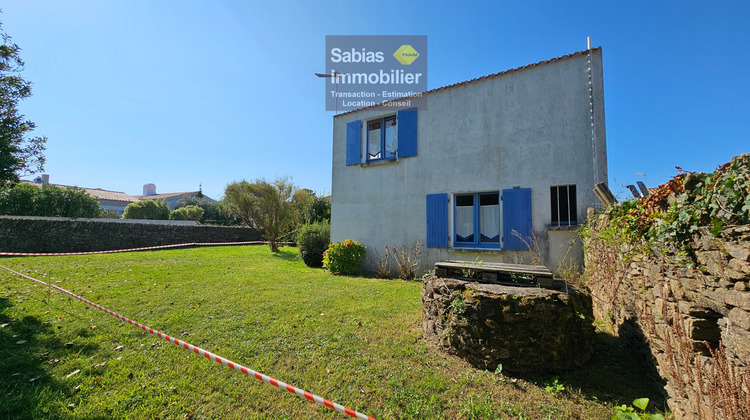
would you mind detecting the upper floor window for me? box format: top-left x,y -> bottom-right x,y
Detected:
345,108 -> 417,166
550,184 -> 577,226
367,116 -> 397,161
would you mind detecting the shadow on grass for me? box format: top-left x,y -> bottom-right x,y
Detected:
522,321 -> 668,411
272,248 -> 299,262
0,297 -> 100,419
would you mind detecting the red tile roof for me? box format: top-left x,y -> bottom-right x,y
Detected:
334,47 -> 600,118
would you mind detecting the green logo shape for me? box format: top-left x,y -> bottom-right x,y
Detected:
393,45 -> 420,65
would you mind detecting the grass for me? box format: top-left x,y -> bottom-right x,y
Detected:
1,245 -> 666,419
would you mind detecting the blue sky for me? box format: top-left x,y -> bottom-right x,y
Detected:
2,1 -> 748,200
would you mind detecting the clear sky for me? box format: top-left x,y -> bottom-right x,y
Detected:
1,1 -> 748,200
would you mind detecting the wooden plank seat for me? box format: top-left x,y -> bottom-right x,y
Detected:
434,260 -> 554,288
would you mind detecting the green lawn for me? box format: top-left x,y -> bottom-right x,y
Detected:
1,245 -> 661,419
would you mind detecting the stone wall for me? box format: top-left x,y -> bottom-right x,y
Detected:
584,213 -> 750,419
422,275 -> 594,374
0,216 -> 260,253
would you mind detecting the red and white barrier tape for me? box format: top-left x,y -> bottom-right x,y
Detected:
0,241 -> 294,256
0,265 -> 374,420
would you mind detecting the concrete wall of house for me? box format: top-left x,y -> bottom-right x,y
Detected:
165,195 -> 188,210
331,49 -> 607,274
97,199 -> 130,216
165,193 -> 214,210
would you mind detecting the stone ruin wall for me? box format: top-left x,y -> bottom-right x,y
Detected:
584,213 -> 750,419
422,276 -> 594,374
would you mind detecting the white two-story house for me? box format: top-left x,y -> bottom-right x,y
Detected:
330,47 -> 608,274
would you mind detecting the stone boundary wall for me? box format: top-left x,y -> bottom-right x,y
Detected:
0,216 -> 261,253
584,213 -> 750,419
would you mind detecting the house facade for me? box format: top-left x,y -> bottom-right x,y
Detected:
330,48 -> 607,274
136,184 -> 214,210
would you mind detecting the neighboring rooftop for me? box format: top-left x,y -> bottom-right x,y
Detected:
21,175 -> 212,204
135,191 -> 202,200
334,47 -> 600,118
22,181 -> 138,203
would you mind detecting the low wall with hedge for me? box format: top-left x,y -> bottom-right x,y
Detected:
0,216 -> 261,253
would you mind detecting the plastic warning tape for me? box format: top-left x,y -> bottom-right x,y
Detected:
0,265 -> 374,420
0,241 -> 294,256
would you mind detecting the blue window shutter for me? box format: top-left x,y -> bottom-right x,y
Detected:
346,120 -> 361,166
426,193 -> 448,247
397,108 -> 417,158
502,188 -> 532,250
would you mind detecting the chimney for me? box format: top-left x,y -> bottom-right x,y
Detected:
143,183 -> 157,196
41,174 -> 50,185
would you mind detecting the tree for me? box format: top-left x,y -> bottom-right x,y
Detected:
293,188 -> 331,225
0,19 -> 46,186
293,188 -> 317,224
224,177 -> 297,252
122,199 -> 170,220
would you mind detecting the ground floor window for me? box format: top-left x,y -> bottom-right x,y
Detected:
550,184 -> 577,226
426,188 -> 531,250
454,192 -> 500,247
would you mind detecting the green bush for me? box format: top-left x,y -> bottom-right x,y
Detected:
0,183 -> 100,218
99,208 -> 120,218
170,205 -> 204,221
174,195 -> 237,223
0,183 -> 38,215
297,222 -> 330,267
36,185 -> 101,218
323,239 -> 366,275
122,199 -> 169,220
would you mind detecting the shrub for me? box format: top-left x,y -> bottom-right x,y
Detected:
0,183 -> 100,218
36,185 -> 101,218
175,195 -> 236,223
373,246 -> 392,279
391,241 -> 422,280
323,239 -> 366,275
296,222 -> 330,267
99,208 -> 120,218
0,182 -> 40,215
122,199 -> 169,220
170,205 -> 204,221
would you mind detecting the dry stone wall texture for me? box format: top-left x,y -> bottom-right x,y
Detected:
585,216 -> 750,419
0,216 -> 260,253
422,275 -> 594,374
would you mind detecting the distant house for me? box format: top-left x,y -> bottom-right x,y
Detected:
81,188 -> 138,216
136,183 -> 215,210
330,47 -> 608,273
22,176 -> 214,216
25,175 -> 137,216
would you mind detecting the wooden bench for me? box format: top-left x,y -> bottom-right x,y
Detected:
434,260 -> 554,288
